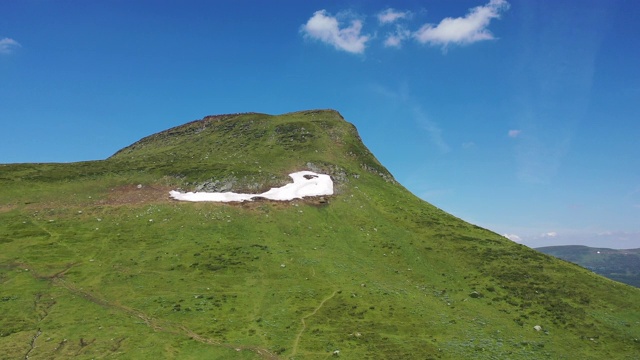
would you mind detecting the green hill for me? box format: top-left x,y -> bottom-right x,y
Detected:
1,110 -> 639,359
537,245 -> 640,288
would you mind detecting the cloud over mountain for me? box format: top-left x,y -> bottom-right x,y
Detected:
302,1 -> 509,54
503,233 -> 522,242
0,37 -> 21,54
300,10 -> 370,54
414,0 -> 510,48
383,27 -> 411,48
377,8 -> 412,25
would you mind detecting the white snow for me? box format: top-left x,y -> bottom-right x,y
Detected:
169,171 -> 333,202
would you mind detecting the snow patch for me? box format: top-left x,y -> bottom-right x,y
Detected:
170,171 -> 333,202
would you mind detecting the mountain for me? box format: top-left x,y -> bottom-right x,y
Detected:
537,245 -> 640,288
1,110 -> 639,359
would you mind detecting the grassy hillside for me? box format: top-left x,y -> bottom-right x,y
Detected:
537,245 -> 640,288
1,110 -> 639,359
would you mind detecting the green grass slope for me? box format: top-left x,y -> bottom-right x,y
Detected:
1,110 -> 639,359
537,245 -> 640,288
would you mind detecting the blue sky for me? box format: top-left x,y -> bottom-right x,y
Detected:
2,0 -> 639,249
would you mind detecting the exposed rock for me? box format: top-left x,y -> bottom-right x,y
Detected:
195,177 -> 238,192
306,162 -> 349,186
361,163 -> 396,183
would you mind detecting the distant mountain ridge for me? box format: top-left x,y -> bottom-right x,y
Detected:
1,110 -> 639,359
537,245 -> 640,288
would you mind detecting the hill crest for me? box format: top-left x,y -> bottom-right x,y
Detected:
107,109 -> 395,194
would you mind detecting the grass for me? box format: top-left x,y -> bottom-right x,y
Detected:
1,110 -> 639,359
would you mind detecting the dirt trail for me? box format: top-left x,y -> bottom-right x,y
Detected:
290,290 -> 338,358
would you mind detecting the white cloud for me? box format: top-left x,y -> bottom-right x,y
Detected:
384,26 -> 411,48
378,8 -> 411,25
302,2 -> 510,53
508,129 -> 521,138
301,10 -> 370,54
542,231 -> 557,238
0,37 -> 21,54
414,0 -> 510,48
503,233 -> 522,242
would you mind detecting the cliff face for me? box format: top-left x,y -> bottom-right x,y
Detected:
1,110 -> 639,359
